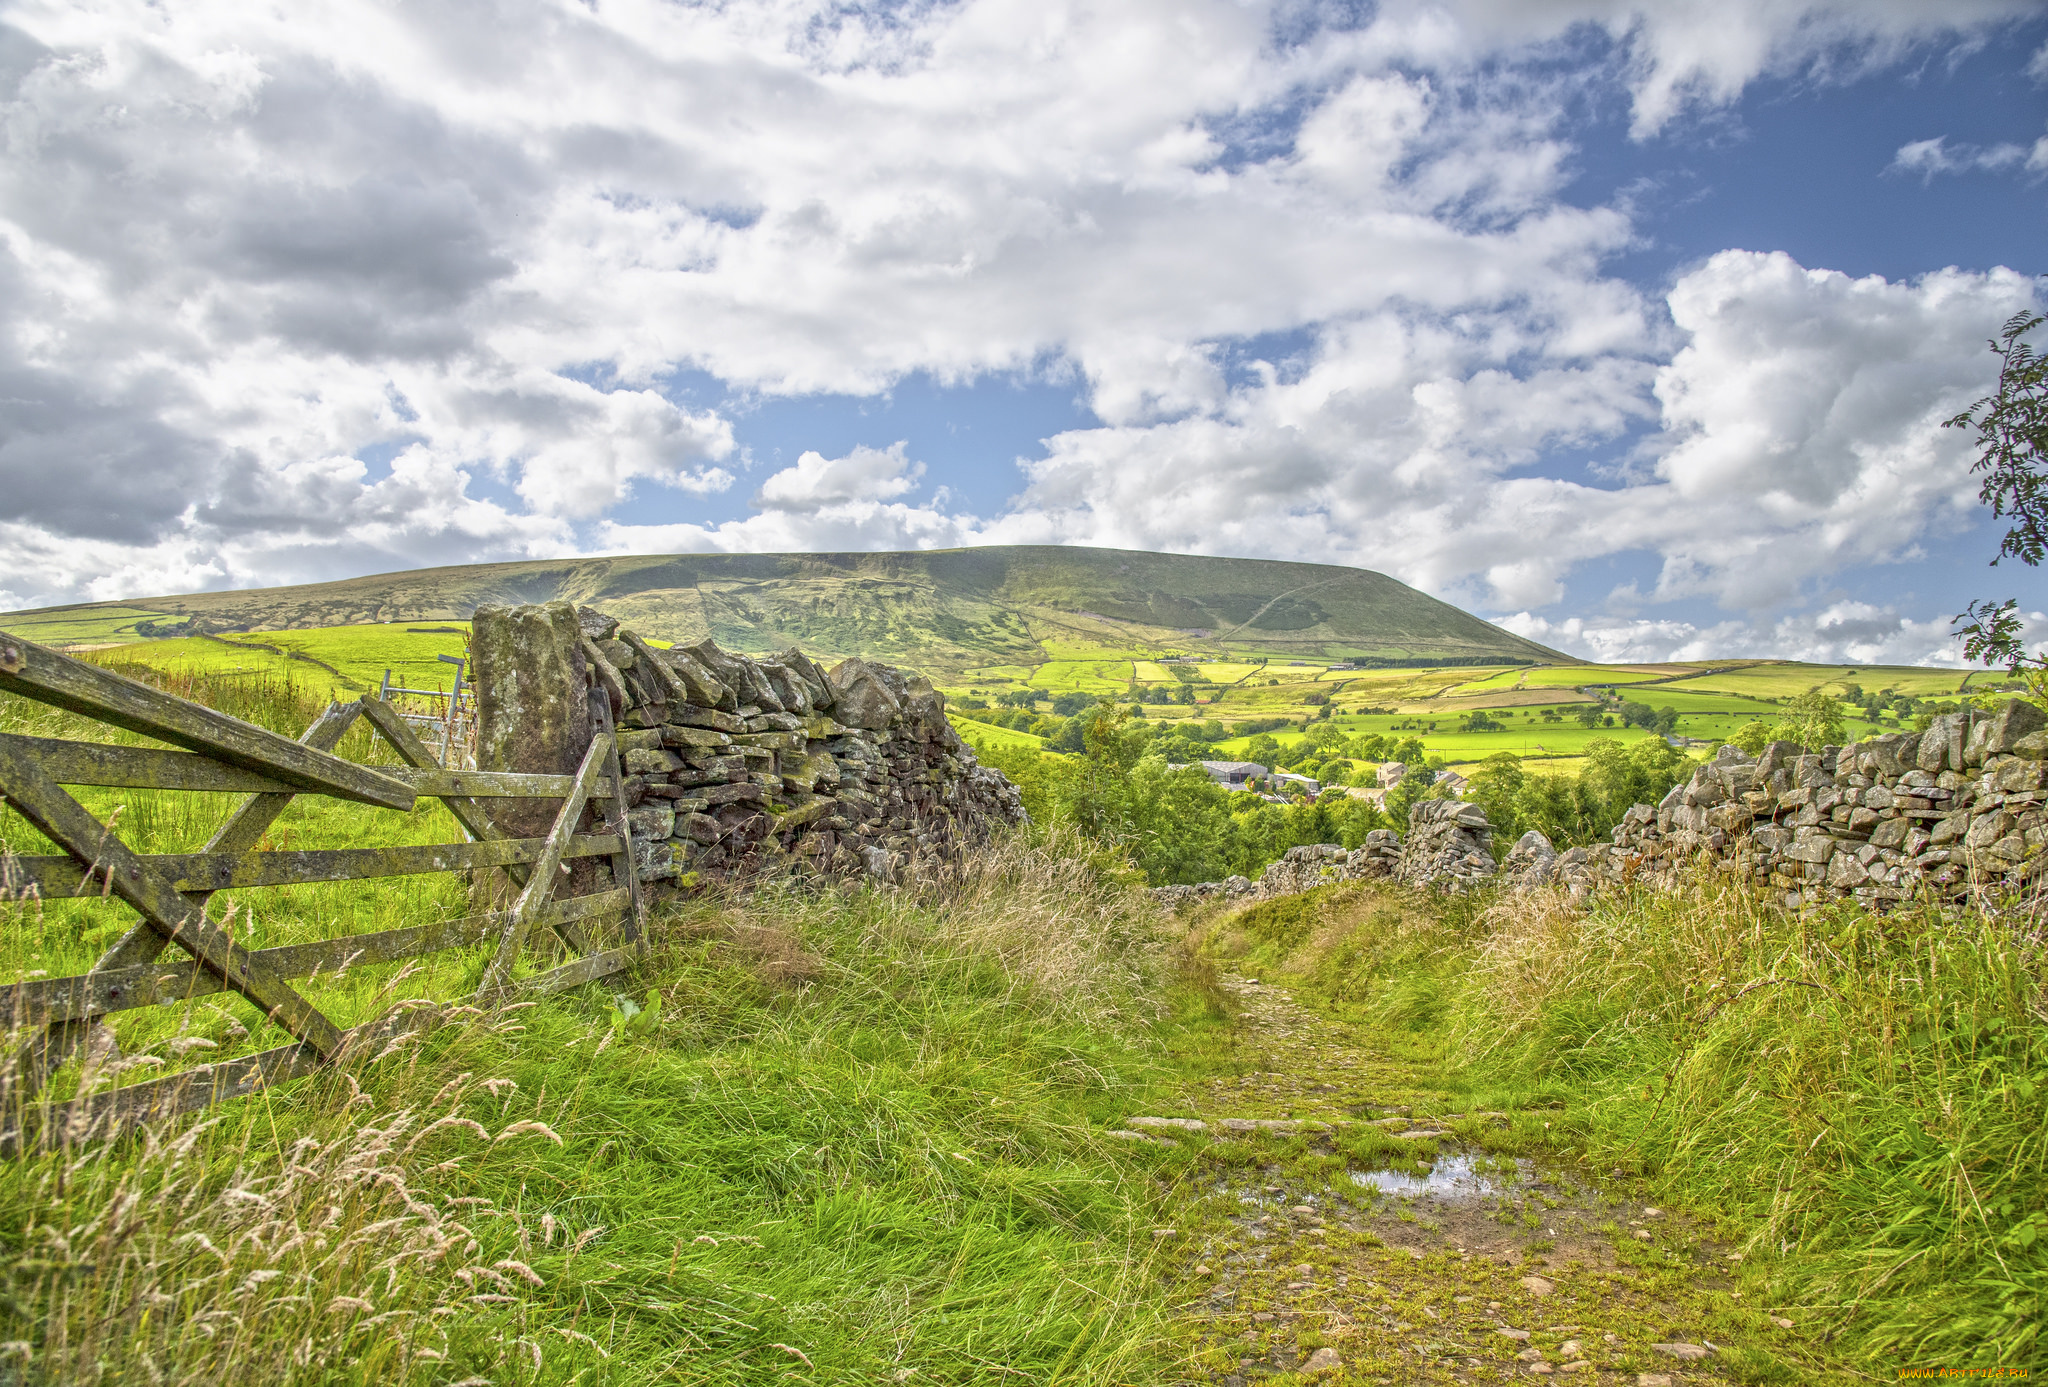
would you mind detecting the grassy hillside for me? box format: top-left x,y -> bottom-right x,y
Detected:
0,546 -> 1563,675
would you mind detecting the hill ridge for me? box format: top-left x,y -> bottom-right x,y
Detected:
1,544 -> 1568,674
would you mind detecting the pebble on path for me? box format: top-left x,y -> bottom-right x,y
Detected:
1301,1346 -> 1342,1375
1651,1343 -> 1712,1360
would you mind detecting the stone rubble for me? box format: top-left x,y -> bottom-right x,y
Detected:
560,605 -> 1025,890
1153,697 -> 2048,911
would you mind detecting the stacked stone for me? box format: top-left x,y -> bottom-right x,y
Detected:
1396,799 -> 1497,889
1150,875 -> 1257,910
573,609 -> 1026,889
1148,812 -> 1486,907
1251,843 -> 1350,897
1346,829 -> 1403,879
1501,829 -> 1559,883
1606,698 -> 2048,908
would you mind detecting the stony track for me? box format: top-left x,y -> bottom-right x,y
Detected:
1132,974 -> 1825,1386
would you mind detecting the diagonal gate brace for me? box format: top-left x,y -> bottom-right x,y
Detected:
0,739 -> 345,1060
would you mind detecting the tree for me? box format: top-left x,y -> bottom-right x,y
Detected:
1050,690 -> 1099,717
1947,312 -> 2048,676
1775,689 -> 1847,750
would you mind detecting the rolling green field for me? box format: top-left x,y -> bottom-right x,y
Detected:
1676,663 -> 1976,699
953,719 -> 1049,753
78,623 -> 473,702
62,622 -> 1958,774
113,618 -> 1976,773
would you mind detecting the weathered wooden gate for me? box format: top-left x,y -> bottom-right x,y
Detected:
0,631 -> 644,1154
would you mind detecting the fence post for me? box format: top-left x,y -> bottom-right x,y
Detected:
471,602 -> 605,903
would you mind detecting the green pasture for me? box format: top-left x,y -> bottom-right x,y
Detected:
77,623 -> 473,701
955,664 -> 1040,690
1195,662 -> 1263,684
1445,666 -> 1531,693
1514,664 -> 1659,687
1676,663 -> 1973,700
1028,660 -> 1139,692
1131,660 -> 1177,683
952,718 -> 1049,753
0,604 -> 192,647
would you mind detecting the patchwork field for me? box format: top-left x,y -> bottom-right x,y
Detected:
1,588 -> 1988,782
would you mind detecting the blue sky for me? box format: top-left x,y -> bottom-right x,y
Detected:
1,0 -> 2045,663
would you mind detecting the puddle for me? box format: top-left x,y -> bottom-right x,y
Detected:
1350,1151 -> 1534,1201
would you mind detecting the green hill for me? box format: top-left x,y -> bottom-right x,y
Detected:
0,545 -> 1565,676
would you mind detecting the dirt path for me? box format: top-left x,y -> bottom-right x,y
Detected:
1132,975 -> 1819,1385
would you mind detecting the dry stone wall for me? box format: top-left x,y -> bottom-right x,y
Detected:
1154,696 -> 2048,913
1579,698 -> 2048,908
472,602 -> 1026,892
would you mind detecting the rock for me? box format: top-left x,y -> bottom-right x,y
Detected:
658,647 -> 732,710
827,657 -> 905,730
1301,1347 -> 1342,1375
1919,713 -> 1969,773
1518,1274 -> 1554,1297
1498,1328 -> 1532,1341
472,601 -> 605,891
1770,1316 -> 1794,1330
631,835 -> 675,881
1967,810 -> 2016,849
1636,1376 -> 1673,1387
1503,829 -> 1558,883
1651,1343 -> 1711,1360
627,803 -> 676,839
1127,1116 -> 1207,1132
574,605 -> 619,641
676,812 -> 723,845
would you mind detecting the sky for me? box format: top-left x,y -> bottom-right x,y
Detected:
2,0 -> 2046,665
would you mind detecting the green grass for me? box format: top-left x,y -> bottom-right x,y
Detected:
951,718 -> 1049,752
1028,660 -> 1139,692
0,655 -> 1204,1386
0,604 -> 194,647
1678,663 -> 1971,699
67,623 -> 473,702
1512,665 -> 1654,686
1192,876 -> 2047,1374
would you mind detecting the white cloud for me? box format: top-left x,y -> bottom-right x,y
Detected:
752,443 -> 922,512
1891,133 -> 2048,178
0,0 -> 2038,664
972,252 -> 2036,619
1498,601 -> 1989,666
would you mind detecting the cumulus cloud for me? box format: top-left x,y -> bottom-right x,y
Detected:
600,442 -> 988,555
1499,602 -> 1985,666
0,0 -> 2037,662
985,252 -> 2037,616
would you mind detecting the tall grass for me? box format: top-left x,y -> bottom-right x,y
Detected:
1192,875 -> 2046,1371
1456,875 -> 2045,1369
1,826 -> 1193,1384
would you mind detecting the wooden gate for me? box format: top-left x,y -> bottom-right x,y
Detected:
0,631 -> 644,1154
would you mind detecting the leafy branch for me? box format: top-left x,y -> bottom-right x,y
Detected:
1945,311 -> 2048,672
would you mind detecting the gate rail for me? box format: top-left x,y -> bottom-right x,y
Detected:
0,631 -> 643,1153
